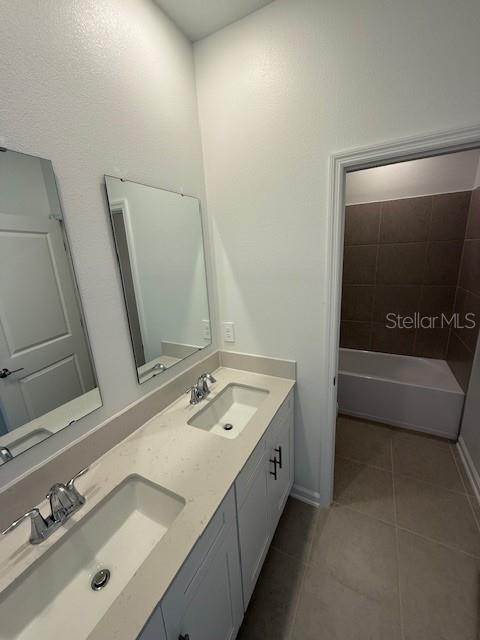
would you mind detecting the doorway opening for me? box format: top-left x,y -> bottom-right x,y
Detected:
323,125 -> 480,507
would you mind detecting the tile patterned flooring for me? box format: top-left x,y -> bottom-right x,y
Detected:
237,415 -> 480,640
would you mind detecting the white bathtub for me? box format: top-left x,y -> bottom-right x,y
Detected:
337,348 -> 464,439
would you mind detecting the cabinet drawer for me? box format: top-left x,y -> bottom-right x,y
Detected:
235,436 -> 266,507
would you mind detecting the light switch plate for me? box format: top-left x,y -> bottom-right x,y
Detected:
202,319 -> 211,341
222,322 -> 235,343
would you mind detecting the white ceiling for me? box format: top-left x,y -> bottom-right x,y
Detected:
154,0 -> 275,41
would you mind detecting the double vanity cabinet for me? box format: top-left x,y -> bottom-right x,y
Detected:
139,389 -> 294,640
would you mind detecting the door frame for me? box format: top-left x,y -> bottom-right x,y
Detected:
322,123 -> 480,507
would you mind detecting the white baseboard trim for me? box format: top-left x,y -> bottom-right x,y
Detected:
290,483 -> 322,508
457,436 -> 480,506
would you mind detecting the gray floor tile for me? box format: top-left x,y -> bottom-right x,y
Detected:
308,504 -> 399,602
392,430 -> 464,492
271,497 -> 323,563
334,457 -> 395,523
336,416 -> 393,470
291,564 -> 401,640
395,474 -> 480,556
237,547 -> 304,640
398,529 -> 480,640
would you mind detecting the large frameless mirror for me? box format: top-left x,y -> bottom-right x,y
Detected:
0,149 -> 101,465
105,176 -> 212,384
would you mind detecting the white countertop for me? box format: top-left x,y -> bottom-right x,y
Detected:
0,366 -> 294,640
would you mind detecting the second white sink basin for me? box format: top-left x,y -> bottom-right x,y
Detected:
188,383 -> 269,439
0,475 -> 185,640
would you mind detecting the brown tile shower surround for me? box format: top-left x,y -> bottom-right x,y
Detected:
447,186 -> 480,390
340,191 -> 476,367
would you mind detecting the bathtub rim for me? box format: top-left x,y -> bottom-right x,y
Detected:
338,347 -> 464,396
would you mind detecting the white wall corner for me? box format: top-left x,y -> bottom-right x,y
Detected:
290,483 -> 324,508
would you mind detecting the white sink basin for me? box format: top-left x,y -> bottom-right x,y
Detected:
0,475 -> 185,640
188,383 -> 269,439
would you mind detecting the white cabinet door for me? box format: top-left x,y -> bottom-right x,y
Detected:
138,604 -> 168,640
267,396 -> 294,533
236,443 -> 271,607
162,494 -> 243,640
162,524 -> 243,640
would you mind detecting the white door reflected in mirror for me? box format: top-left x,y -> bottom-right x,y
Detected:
105,176 -> 212,384
0,149 -> 101,465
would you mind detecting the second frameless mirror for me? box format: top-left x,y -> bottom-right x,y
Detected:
105,176 -> 211,384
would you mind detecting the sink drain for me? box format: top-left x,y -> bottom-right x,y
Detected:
91,568 -> 111,591
223,423 -> 234,431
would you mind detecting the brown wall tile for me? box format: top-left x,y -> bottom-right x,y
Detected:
447,332 -> 474,392
371,323 -> 416,355
340,321 -> 371,350
344,203 -> 381,245
379,196 -> 431,243
377,243 -> 426,284
423,240 -> 463,285
341,191 -> 477,361
430,191 -> 470,240
418,286 -> 456,316
452,287 -> 480,352
373,285 -> 421,322
343,245 -> 377,284
341,285 -> 375,321
459,239 -> 480,295
465,187 -> 480,239
415,328 -> 450,359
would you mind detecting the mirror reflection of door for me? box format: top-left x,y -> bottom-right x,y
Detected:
0,150 -> 101,461
0,213 -> 95,430
110,200 -> 146,367
105,176 -> 212,384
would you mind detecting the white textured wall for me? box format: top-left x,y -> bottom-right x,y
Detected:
345,150 -> 480,205
195,0 -> 480,503
0,0 -> 216,486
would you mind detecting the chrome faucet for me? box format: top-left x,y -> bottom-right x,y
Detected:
198,372 -> 216,396
144,362 -> 167,377
2,467 -> 88,544
0,446 -> 13,462
187,372 -> 216,405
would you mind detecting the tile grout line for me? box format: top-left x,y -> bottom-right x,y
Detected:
336,452 -> 469,497
391,438 -> 406,640
335,453 -> 393,474
286,508 -> 327,640
334,498 -> 480,561
395,523 -> 480,560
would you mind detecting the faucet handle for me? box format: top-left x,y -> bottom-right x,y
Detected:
2,508 -> 48,544
66,466 -> 89,507
186,385 -> 203,405
198,372 -> 216,395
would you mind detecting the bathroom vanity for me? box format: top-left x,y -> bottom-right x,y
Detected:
0,366 -> 295,640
